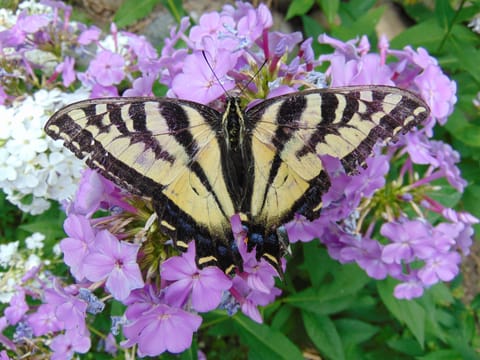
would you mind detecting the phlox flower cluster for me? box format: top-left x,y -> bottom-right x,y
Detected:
0,0 -> 476,359
281,34 -> 477,299
0,88 -> 87,214
0,232 -> 45,304
0,0 -> 162,214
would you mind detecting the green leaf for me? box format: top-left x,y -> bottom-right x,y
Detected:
337,0 -> 377,26
302,312 -> 345,360
302,241 -> 330,286
377,279 -> 426,348
286,0 -> 315,20
416,349 -> 464,360
202,311 -> 237,337
426,282 -> 455,305
19,204 -> 67,241
335,318 -> 379,347
445,330 -> 480,360
317,0 -> 339,25
286,287 -> 355,314
434,0 -> 454,30
233,314 -> 303,360
331,5 -> 384,40
285,262 -> 369,315
390,18 -> 444,50
114,0 -> 162,28
270,304 -> 294,330
448,32 -> 480,82
387,338 -> 424,356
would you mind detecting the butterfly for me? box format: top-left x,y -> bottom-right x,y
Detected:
44,85 -> 429,275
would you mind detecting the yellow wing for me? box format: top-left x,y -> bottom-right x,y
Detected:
45,97 -> 237,265
245,85 -> 430,229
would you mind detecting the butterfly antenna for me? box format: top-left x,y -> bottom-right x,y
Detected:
202,50 -> 229,97
242,58 -> 268,95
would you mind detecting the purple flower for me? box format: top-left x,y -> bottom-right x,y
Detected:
237,238 -> 278,293
55,56 -> 76,87
171,49 -> 236,103
126,34 -> 161,75
4,290 -> 28,325
429,141 -> 467,192
103,333 -> 117,355
256,3 -> 273,29
418,252 -> 461,286
123,75 -> 155,97
71,169 -> 135,216
0,86 -> 9,105
50,329 -> 91,360
189,12 -> 235,44
44,282 -> 88,332
405,132 -> 438,165
340,237 -> 396,280
226,227 -> 282,322
83,230 -> 144,301
284,214 -> 318,243
60,214 -> 96,281
161,242 -> 232,312
381,220 -> 432,264
122,287 -> 202,356
230,276 -> 281,323
394,278 -> 425,300
0,12 -> 49,47
90,84 -> 119,98
414,65 -> 457,123
77,26 -> 101,45
455,225 -> 475,256
88,51 -> 125,86
237,9 -> 264,46
27,304 -> 63,336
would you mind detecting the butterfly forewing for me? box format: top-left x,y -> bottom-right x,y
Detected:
45,97 -> 237,261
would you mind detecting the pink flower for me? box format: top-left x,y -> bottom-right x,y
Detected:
60,214 -> 96,281
171,49 -> 236,104
83,230 -> 144,301
88,51 -> 125,86
50,329 -> 91,360
161,242 -> 232,312
122,286 -> 202,356
415,65 -> 457,123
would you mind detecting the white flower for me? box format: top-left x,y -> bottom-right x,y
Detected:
0,87 -> 88,214
17,0 -> 51,15
25,253 -> 42,269
468,16 -> 480,34
25,232 -> 45,250
0,241 -> 19,267
52,243 -> 62,257
0,277 -> 16,303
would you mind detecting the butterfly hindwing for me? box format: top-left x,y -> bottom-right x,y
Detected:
45,97 -> 238,266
